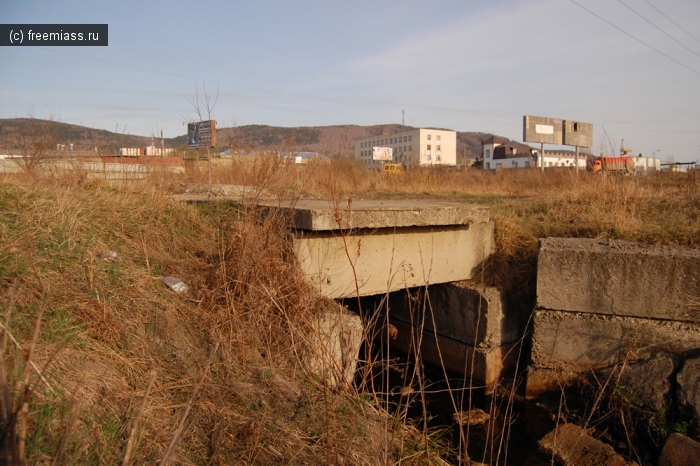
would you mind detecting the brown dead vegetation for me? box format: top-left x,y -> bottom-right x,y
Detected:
1,157 -> 698,465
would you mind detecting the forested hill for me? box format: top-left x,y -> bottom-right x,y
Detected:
1,118 -> 524,159
172,124 -> 504,159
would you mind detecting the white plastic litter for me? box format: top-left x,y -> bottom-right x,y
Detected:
101,251 -> 118,262
162,276 -> 189,294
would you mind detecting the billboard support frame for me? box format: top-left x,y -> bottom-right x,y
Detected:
524,115 -> 593,172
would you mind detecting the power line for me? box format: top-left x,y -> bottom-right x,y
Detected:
616,0 -> 700,59
567,0 -> 700,77
33,46 -> 507,119
642,0 -> 700,46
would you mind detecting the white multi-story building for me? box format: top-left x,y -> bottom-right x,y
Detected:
355,128 -> 457,169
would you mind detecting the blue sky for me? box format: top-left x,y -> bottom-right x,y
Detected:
2,0 -> 699,161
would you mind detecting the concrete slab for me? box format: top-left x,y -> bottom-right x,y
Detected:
388,282 -> 523,347
530,310 -> 700,370
390,319 -> 519,392
172,189 -> 495,299
294,222 -> 494,298
266,199 -> 491,231
307,302 -> 364,388
537,238 -> 700,322
383,283 -> 522,392
171,189 -> 490,231
526,309 -> 700,397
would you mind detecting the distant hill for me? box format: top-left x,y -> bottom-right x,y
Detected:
1,118 -> 523,159
0,118 -> 154,154
178,123 -> 504,160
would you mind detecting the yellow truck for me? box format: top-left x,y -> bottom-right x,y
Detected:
382,163 -> 403,174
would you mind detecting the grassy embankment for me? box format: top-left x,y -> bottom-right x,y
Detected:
1,157 -> 698,464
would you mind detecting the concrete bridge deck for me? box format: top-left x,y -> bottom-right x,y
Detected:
174,186 -> 504,387
175,189 -> 495,299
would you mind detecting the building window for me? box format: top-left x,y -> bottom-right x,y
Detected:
427,154 -> 431,161
513,161 -> 518,168
485,149 -> 491,158
409,135 -> 412,141
436,145 -> 441,151
496,163 -> 502,170
437,135 -> 441,141
437,155 -> 442,162
404,136 -> 407,142
409,145 -> 412,151
573,123 -> 579,131
427,135 -> 431,141
486,162 -> 490,169
525,161 -> 530,167
427,145 -> 431,150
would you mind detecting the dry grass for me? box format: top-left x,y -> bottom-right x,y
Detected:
0,172 -> 445,465
1,158 -> 698,465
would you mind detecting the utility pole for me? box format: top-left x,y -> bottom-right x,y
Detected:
402,110 -> 405,126
541,142 -> 545,171
160,128 -> 165,182
575,146 -> 579,173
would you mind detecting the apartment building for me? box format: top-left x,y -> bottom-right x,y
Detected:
355,128 -> 457,169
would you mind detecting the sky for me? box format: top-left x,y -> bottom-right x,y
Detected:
1,0 -> 699,162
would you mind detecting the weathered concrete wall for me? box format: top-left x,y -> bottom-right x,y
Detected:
386,283 -> 523,391
527,238 -> 700,406
276,199 -> 491,231
307,302 -> 364,388
530,310 -> 700,371
537,238 -> 700,322
388,283 -> 522,347
294,222 -> 494,299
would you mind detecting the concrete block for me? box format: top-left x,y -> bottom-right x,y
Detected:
527,310 -> 700,397
294,222 -> 494,299
528,358 -> 674,411
389,319 -> 519,392
271,199 -> 491,231
538,423 -> 626,466
659,433 -> 700,466
388,282 -> 522,347
617,357 -> 674,411
537,238 -> 700,322
308,303 -> 363,388
386,283 -> 521,391
677,357 -> 700,421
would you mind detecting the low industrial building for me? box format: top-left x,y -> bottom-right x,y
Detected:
355,128 -> 456,169
481,136 -> 586,170
120,145 -> 174,156
633,155 -> 661,174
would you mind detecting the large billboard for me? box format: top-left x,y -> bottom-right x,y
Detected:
372,146 -> 393,161
562,120 -> 594,148
523,116 -> 563,145
187,120 -> 217,148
